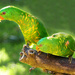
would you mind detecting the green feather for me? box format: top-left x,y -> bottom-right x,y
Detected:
0,6 -> 48,45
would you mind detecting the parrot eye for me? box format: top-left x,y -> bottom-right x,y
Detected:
52,34 -> 56,37
2,12 -> 6,15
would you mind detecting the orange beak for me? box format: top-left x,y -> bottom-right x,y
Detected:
0,16 -> 4,20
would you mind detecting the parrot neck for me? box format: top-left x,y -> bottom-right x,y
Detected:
10,11 -> 39,45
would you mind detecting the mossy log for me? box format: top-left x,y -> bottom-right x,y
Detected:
19,45 -> 75,75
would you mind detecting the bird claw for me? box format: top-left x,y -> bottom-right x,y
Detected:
38,51 -> 42,55
47,53 -> 50,58
68,55 -> 72,64
27,43 -> 30,48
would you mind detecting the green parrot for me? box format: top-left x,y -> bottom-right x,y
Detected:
0,6 -> 75,63
0,6 -> 48,46
36,32 -> 75,62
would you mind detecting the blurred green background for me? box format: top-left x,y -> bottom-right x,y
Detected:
0,0 -> 75,75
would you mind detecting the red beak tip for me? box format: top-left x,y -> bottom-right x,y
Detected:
0,16 -> 4,20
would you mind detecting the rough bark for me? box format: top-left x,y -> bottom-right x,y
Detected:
19,45 -> 75,75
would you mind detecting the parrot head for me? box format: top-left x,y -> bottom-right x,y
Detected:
0,6 -> 21,21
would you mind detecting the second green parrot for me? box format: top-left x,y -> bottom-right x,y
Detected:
36,32 -> 75,58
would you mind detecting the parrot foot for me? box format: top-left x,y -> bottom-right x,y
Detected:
27,42 -> 30,48
29,67 -> 35,72
38,51 -> 42,55
68,55 -> 72,64
47,54 -> 50,58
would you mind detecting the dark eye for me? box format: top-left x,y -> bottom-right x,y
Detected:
2,12 -> 6,15
52,34 -> 56,37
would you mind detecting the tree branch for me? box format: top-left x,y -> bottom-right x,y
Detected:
19,45 -> 75,75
